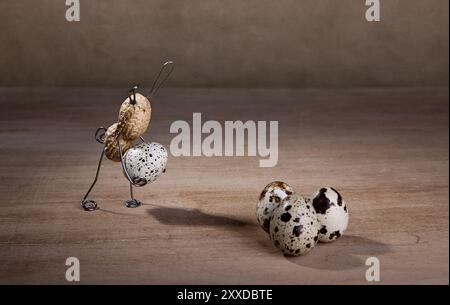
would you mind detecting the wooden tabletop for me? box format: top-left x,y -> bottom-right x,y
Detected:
0,87 -> 448,284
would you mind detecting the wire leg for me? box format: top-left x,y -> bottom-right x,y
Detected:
81,150 -> 105,211
130,183 -> 135,200
125,182 -> 142,208
116,129 -> 143,208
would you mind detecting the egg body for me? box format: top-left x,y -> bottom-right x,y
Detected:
256,181 -> 295,233
269,195 -> 320,256
123,142 -> 168,185
310,187 -> 349,243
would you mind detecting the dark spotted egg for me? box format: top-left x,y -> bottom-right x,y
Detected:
123,142 -> 168,184
269,194 -> 320,256
310,187 -> 349,243
256,181 -> 295,234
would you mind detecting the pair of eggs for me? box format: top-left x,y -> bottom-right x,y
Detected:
256,181 -> 349,256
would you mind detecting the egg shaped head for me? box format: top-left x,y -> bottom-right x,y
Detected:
118,93 -> 152,141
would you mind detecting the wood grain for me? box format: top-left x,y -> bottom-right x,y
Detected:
0,87 -> 448,284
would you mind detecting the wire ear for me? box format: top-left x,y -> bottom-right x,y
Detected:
148,61 -> 174,97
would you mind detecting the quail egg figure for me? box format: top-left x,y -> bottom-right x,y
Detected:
310,187 -> 349,243
269,194 -> 320,256
256,181 -> 295,234
123,142 -> 168,185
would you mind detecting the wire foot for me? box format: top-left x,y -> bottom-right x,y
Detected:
81,199 -> 98,211
125,199 -> 142,208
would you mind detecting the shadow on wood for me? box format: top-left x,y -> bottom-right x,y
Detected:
286,235 -> 392,270
147,206 -> 254,228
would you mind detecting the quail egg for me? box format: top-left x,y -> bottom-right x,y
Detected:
123,142 -> 168,185
269,194 -> 320,256
310,187 -> 349,243
256,181 -> 295,233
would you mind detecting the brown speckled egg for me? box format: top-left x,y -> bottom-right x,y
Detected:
256,181 -> 295,234
269,194 -> 320,256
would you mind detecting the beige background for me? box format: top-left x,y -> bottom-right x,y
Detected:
0,0 -> 448,88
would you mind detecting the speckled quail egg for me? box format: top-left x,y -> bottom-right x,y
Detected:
123,142 -> 168,185
310,187 -> 349,243
256,181 -> 295,233
269,194 -> 320,256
